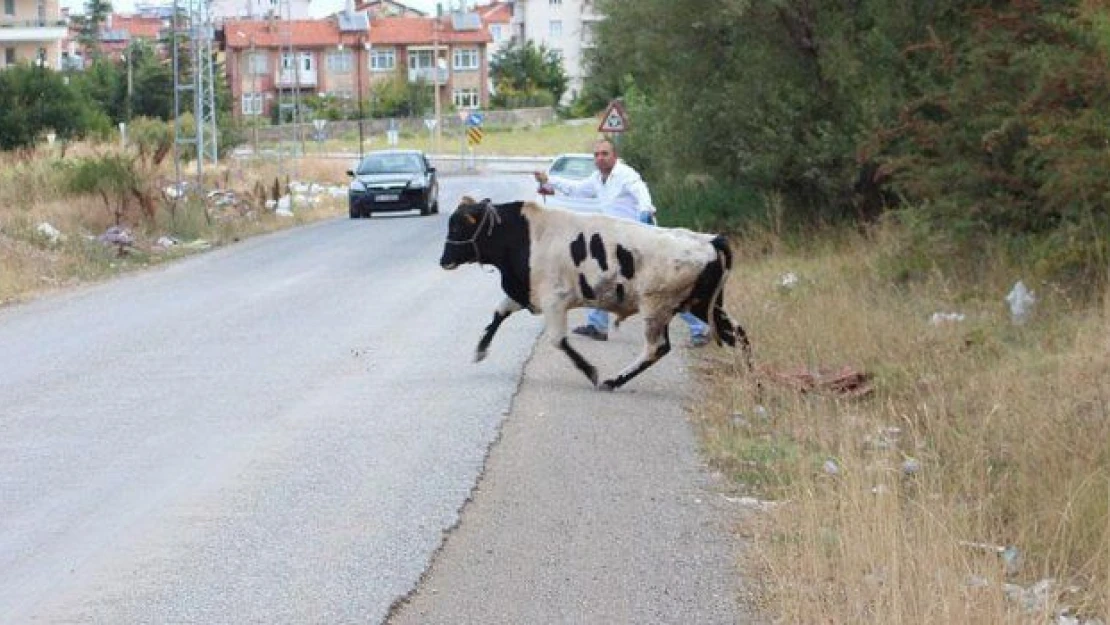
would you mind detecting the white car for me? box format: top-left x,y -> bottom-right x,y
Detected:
535,153 -> 601,213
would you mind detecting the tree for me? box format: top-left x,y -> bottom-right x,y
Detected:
490,41 -> 568,107
0,64 -> 90,150
585,0 -> 1109,285
71,0 -> 113,61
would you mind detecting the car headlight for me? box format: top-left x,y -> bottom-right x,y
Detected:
350,179 -> 367,192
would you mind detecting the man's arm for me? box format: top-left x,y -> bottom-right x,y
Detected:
534,170 -> 599,198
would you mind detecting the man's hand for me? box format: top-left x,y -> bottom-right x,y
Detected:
533,171 -> 549,185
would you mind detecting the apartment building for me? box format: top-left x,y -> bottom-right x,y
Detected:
508,0 -> 598,104
0,0 -> 68,69
473,0 -> 510,62
224,10 -> 491,119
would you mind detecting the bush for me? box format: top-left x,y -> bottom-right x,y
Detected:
650,178 -> 768,233
490,84 -> 555,109
64,154 -> 142,225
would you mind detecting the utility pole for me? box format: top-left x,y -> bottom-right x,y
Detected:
250,34 -> 258,155
357,34 -> 365,159
124,40 -> 133,123
433,15 -> 442,154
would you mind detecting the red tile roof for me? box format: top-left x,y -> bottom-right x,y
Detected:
225,15 -> 490,49
109,15 -> 166,39
371,16 -> 492,45
225,19 -> 351,48
474,1 -> 511,24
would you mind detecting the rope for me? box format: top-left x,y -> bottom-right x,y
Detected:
444,199 -> 501,268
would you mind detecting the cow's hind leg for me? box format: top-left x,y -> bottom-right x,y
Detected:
544,305 -> 598,387
600,314 -> 672,391
713,305 -> 754,372
475,297 -> 522,362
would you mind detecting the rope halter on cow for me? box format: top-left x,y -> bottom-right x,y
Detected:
444,198 -> 502,268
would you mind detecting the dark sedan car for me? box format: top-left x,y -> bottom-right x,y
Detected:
346,150 -> 439,218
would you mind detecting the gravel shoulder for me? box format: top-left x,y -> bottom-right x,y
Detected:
389,317 -> 762,624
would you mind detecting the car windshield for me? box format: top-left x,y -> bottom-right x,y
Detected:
550,156 -> 596,180
357,153 -> 424,175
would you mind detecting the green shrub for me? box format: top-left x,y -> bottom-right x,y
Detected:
651,178 -> 767,233
64,154 -> 141,225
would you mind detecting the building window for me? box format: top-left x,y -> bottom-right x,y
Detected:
371,48 -> 394,71
453,48 -> 479,71
326,49 -> 352,73
3,0 -> 13,16
4,48 -> 14,65
549,0 -> 561,5
549,20 -> 562,37
241,92 -> 263,115
248,51 -> 267,74
489,24 -> 503,42
453,88 -> 479,109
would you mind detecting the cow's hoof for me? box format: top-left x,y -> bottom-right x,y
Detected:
600,379 -> 618,391
586,368 -> 599,387
473,350 -> 488,363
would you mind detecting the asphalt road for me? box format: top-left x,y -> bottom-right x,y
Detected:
0,175 -> 537,623
0,172 -> 754,623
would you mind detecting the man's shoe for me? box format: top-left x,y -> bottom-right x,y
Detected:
689,334 -> 711,348
572,325 -> 608,341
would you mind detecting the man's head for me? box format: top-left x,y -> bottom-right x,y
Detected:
593,138 -> 618,176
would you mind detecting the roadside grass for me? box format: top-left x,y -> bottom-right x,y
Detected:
284,119 -> 600,158
0,150 -> 348,305
0,119 -> 600,305
2,119 -> 599,306
693,220 -> 1110,623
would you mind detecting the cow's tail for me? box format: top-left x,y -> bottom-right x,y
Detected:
708,236 -> 753,372
707,236 -> 734,347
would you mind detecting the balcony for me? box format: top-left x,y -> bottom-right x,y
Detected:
276,70 -> 317,87
407,67 -> 448,85
0,18 -> 68,42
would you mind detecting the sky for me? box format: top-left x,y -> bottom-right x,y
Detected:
61,0 -> 462,18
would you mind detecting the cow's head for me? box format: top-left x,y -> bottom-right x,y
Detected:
440,196 -> 498,269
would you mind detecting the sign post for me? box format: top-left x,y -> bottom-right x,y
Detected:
424,118 -> 438,149
387,118 -> 399,147
464,111 -> 484,171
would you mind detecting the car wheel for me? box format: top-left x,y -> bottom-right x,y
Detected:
431,200 -> 439,214
349,205 -> 360,219
420,202 -> 432,217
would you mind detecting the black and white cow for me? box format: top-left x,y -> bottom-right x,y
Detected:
439,197 -> 752,390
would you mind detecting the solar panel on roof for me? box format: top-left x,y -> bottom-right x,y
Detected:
338,10 -> 370,32
451,12 -> 482,31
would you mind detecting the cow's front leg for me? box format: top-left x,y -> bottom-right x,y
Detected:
543,304 -> 598,387
600,313 -> 672,391
475,297 -> 523,362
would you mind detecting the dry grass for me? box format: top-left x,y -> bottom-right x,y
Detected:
693,223 -> 1110,623
0,149 -> 348,305
306,119 -> 601,157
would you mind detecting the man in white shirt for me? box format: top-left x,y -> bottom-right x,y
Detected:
533,138 -> 711,346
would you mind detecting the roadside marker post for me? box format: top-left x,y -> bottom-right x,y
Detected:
464,111 -> 484,171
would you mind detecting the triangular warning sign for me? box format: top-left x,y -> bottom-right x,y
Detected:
598,100 -> 630,133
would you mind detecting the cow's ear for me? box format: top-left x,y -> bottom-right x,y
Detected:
459,195 -> 476,205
